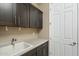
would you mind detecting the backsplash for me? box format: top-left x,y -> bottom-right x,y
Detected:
0,26 -> 38,44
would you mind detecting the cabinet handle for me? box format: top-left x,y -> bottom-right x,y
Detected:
14,16 -> 16,24
18,16 -> 21,26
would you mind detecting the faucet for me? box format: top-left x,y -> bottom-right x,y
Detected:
11,38 -> 17,46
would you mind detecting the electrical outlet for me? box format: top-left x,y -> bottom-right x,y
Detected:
5,26 -> 8,31
33,32 -> 35,36
18,27 -> 21,31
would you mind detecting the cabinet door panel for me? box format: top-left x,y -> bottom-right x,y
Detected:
29,4 -> 38,28
0,3 -> 13,26
42,42 -> 49,56
12,3 -> 18,26
29,4 -> 43,28
37,41 -> 48,56
37,45 -> 43,56
16,3 -> 29,27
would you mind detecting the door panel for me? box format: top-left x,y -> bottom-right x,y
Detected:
64,45 -> 72,56
64,3 -> 77,56
64,11 -> 72,39
54,41 -> 64,56
49,3 -> 77,56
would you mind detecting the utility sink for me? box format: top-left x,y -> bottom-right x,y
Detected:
0,42 -> 32,56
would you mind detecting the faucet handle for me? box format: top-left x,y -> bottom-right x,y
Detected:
12,38 -> 17,41
12,38 -> 15,41
11,38 -> 17,45
15,39 -> 17,41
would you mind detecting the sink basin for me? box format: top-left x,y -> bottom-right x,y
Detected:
0,42 -> 32,56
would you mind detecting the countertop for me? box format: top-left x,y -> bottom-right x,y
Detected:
0,39 -> 48,56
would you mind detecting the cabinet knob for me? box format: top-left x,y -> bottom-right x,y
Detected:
18,16 -> 21,26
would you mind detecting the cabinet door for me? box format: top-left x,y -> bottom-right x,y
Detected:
37,45 -> 43,56
0,3 -> 14,26
29,4 -> 38,28
12,3 -> 18,26
42,41 -> 49,56
37,10 -> 43,28
29,4 -> 43,28
16,3 -> 29,27
37,41 -> 48,56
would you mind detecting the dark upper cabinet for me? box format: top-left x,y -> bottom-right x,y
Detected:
37,10 -> 43,29
0,3 -> 43,29
12,4 -> 18,26
29,4 -> 38,28
16,4 -> 29,27
29,4 -> 43,28
0,3 -> 15,26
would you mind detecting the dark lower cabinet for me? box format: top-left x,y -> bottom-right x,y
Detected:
37,41 -> 48,56
21,41 -> 48,56
42,43 -> 48,56
21,48 -> 37,56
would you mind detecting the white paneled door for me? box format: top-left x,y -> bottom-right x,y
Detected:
49,3 -> 78,56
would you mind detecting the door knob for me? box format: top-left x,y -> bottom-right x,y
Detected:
68,42 -> 78,46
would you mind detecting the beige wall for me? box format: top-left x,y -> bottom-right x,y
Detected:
32,3 -> 41,10
0,26 -> 38,44
37,4 -> 49,39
